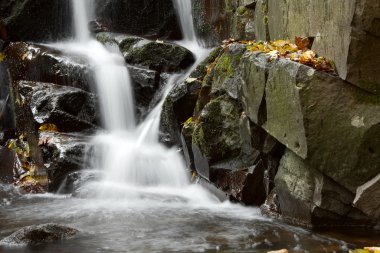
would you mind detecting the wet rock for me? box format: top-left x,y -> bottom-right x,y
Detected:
354,174 -> 380,219
260,190 -> 281,219
211,160 -> 266,206
0,147 -> 15,183
274,149 -> 371,227
128,66 -> 160,118
0,224 -> 78,246
122,39 -> 195,73
5,42 -> 93,92
196,176 -> 229,202
39,132 -> 90,192
17,81 -> 99,132
95,0 -> 181,40
0,0 -> 72,42
160,77 -> 202,146
181,120 -> 196,171
58,170 -> 100,195
96,33 -> 195,73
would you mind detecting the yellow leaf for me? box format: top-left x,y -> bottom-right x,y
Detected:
0,53 -> 5,62
39,123 -> 59,132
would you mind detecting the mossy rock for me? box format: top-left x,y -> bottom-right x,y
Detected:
192,95 -> 242,163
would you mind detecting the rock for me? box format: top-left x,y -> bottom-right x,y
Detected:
260,189 -> 281,219
181,120 -> 196,171
5,42 -> 93,92
192,0 -> 256,46
95,0 -> 181,40
96,33 -> 195,73
128,66 -> 160,119
0,224 -> 78,246
0,147 -> 15,183
0,0 -> 72,42
39,132 -> 90,192
240,52 -> 270,126
263,0 -> 380,95
211,160 -> 266,206
196,176 -> 229,202
210,43 -> 246,99
160,77 -> 202,146
274,149 -> 371,227
262,55 -> 380,191
122,39 -> 195,73
17,81 -> 99,132
57,170 -> 100,195
192,95 -> 242,165
354,173 -> 380,219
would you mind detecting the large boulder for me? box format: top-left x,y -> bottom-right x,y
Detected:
95,0 -> 181,40
0,224 -> 78,246
263,56 -> 380,191
239,51 -> 380,192
121,38 -> 195,73
0,0 -> 72,42
16,81 -> 99,132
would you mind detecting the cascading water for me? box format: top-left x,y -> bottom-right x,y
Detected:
63,0 -> 216,201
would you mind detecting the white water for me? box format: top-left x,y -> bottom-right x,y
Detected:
64,0 -> 215,202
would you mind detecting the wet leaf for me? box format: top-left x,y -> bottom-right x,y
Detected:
268,250 -> 288,253
364,247 -> 380,253
39,123 -> 59,132
183,117 -> 193,126
0,52 -> 5,62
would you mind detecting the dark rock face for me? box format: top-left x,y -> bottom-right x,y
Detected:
0,224 -> 78,246
96,33 -> 195,73
95,0 -> 181,40
0,0 -> 72,42
192,0 -> 256,46
18,81 -> 99,132
122,39 -> 195,73
0,147 -> 15,183
39,132 -> 90,192
275,150 -> 372,227
5,42 -> 93,92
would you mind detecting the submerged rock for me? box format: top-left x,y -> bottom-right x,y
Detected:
0,224 -> 78,246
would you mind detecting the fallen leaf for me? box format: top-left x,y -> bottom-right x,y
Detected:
39,123 -> 59,132
0,52 -> 5,62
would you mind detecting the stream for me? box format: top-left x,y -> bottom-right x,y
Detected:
1,0 -> 380,252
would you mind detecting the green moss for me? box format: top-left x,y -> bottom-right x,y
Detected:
119,37 -> 142,52
236,6 -> 247,15
95,32 -> 115,44
215,53 -> 234,77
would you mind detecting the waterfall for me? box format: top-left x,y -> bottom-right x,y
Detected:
172,0 -> 197,43
64,0 -> 216,202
